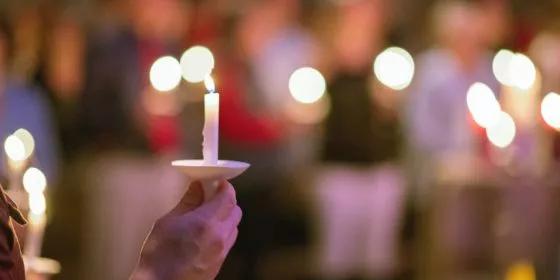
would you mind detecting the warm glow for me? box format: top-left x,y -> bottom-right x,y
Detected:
4,135 -> 26,161
508,53 -> 537,90
14,128 -> 35,160
149,56 -> 182,92
541,92 -> 560,129
374,47 -> 415,90
23,167 -> 47,194
180,46 -> 215,83
204,75 -> 216,93
487,111 -> 516,148
506,261 -> 535,280
493,49 -> 515,85
29,192 -> 46,215
466,82 -> 502,128
289,67 -> 326,104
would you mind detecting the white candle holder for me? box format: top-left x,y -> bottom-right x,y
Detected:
23,256 -> 61,279
171,160 -> 250,201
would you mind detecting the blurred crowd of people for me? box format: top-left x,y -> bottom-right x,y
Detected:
1,0 -> 560,279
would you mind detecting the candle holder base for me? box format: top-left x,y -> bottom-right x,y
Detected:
23,256 -> 61,276
171,160 -> 250,200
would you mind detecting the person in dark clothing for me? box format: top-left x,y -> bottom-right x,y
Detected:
314,1 -> 406,280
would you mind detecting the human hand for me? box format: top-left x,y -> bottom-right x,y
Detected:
131,181 -> 242,280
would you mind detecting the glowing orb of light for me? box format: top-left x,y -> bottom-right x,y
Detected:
486,111 -> 516,148
466,82 -> 502,128
149,56 -> 182,92
23,167 -> 47,194
541,92 -> 560,129
373,47 -> 415,90
505,261 -> 535,280
289,67 -> 326,104
4,135 -> 26,161
508,53 -> 537,90
29,192 -> 46,215
180,46 -> 215,83
14,128 -> 35,160
492,49 -> 515,85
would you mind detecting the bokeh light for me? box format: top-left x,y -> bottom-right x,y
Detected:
180,46 -> 215,83
466,82 -> 501,128
149,56 -> 182,92
289,67 -> 326,104
29,192 -> 46,215
14,128 -> 35,160
506,261 -> 535,280
508,53 -> 537,90
541,92 -> 560,129
4,135 -> 26,161
493,49 -> 515,85
487,111 -> 516,148
373,47 -> 415,90
23,167 -> 47,194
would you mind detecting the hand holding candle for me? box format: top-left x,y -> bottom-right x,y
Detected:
172,58 -> 249,201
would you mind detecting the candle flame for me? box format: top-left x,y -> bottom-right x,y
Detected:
204,75 -> 216,93
23,167 -> 47,194
14,128 -> 35,159
4,135 -> 26,161
29,192 -> 46,215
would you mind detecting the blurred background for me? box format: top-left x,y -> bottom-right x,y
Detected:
1,0 -> 560,279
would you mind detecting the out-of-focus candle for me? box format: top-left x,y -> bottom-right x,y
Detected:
23,167 -> 47,259
24,192 -> 46,258
203,76 -> 219,165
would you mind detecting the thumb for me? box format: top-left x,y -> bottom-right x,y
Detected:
169,181 -> 204,216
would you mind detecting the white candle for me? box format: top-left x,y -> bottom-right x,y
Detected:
203,76 -> 219,165
22,167 -> 47,259
24,191 -> 46,258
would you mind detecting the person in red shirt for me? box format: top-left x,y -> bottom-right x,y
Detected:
1,180 -> 242,280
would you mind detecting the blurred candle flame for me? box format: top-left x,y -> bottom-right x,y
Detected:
14,128 -> 35,160
466,82 -> 501,128
486,111 -> 516,148
181,46 -> 215,83
374,47 -> 415,90
508,53 -> 537,90
541,92 -> 560,130
4,135 -> 26,162
29,192 -> 46,215
23,167 -> 47,194
289,67 -> 326,104
149,56 -> 182,92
